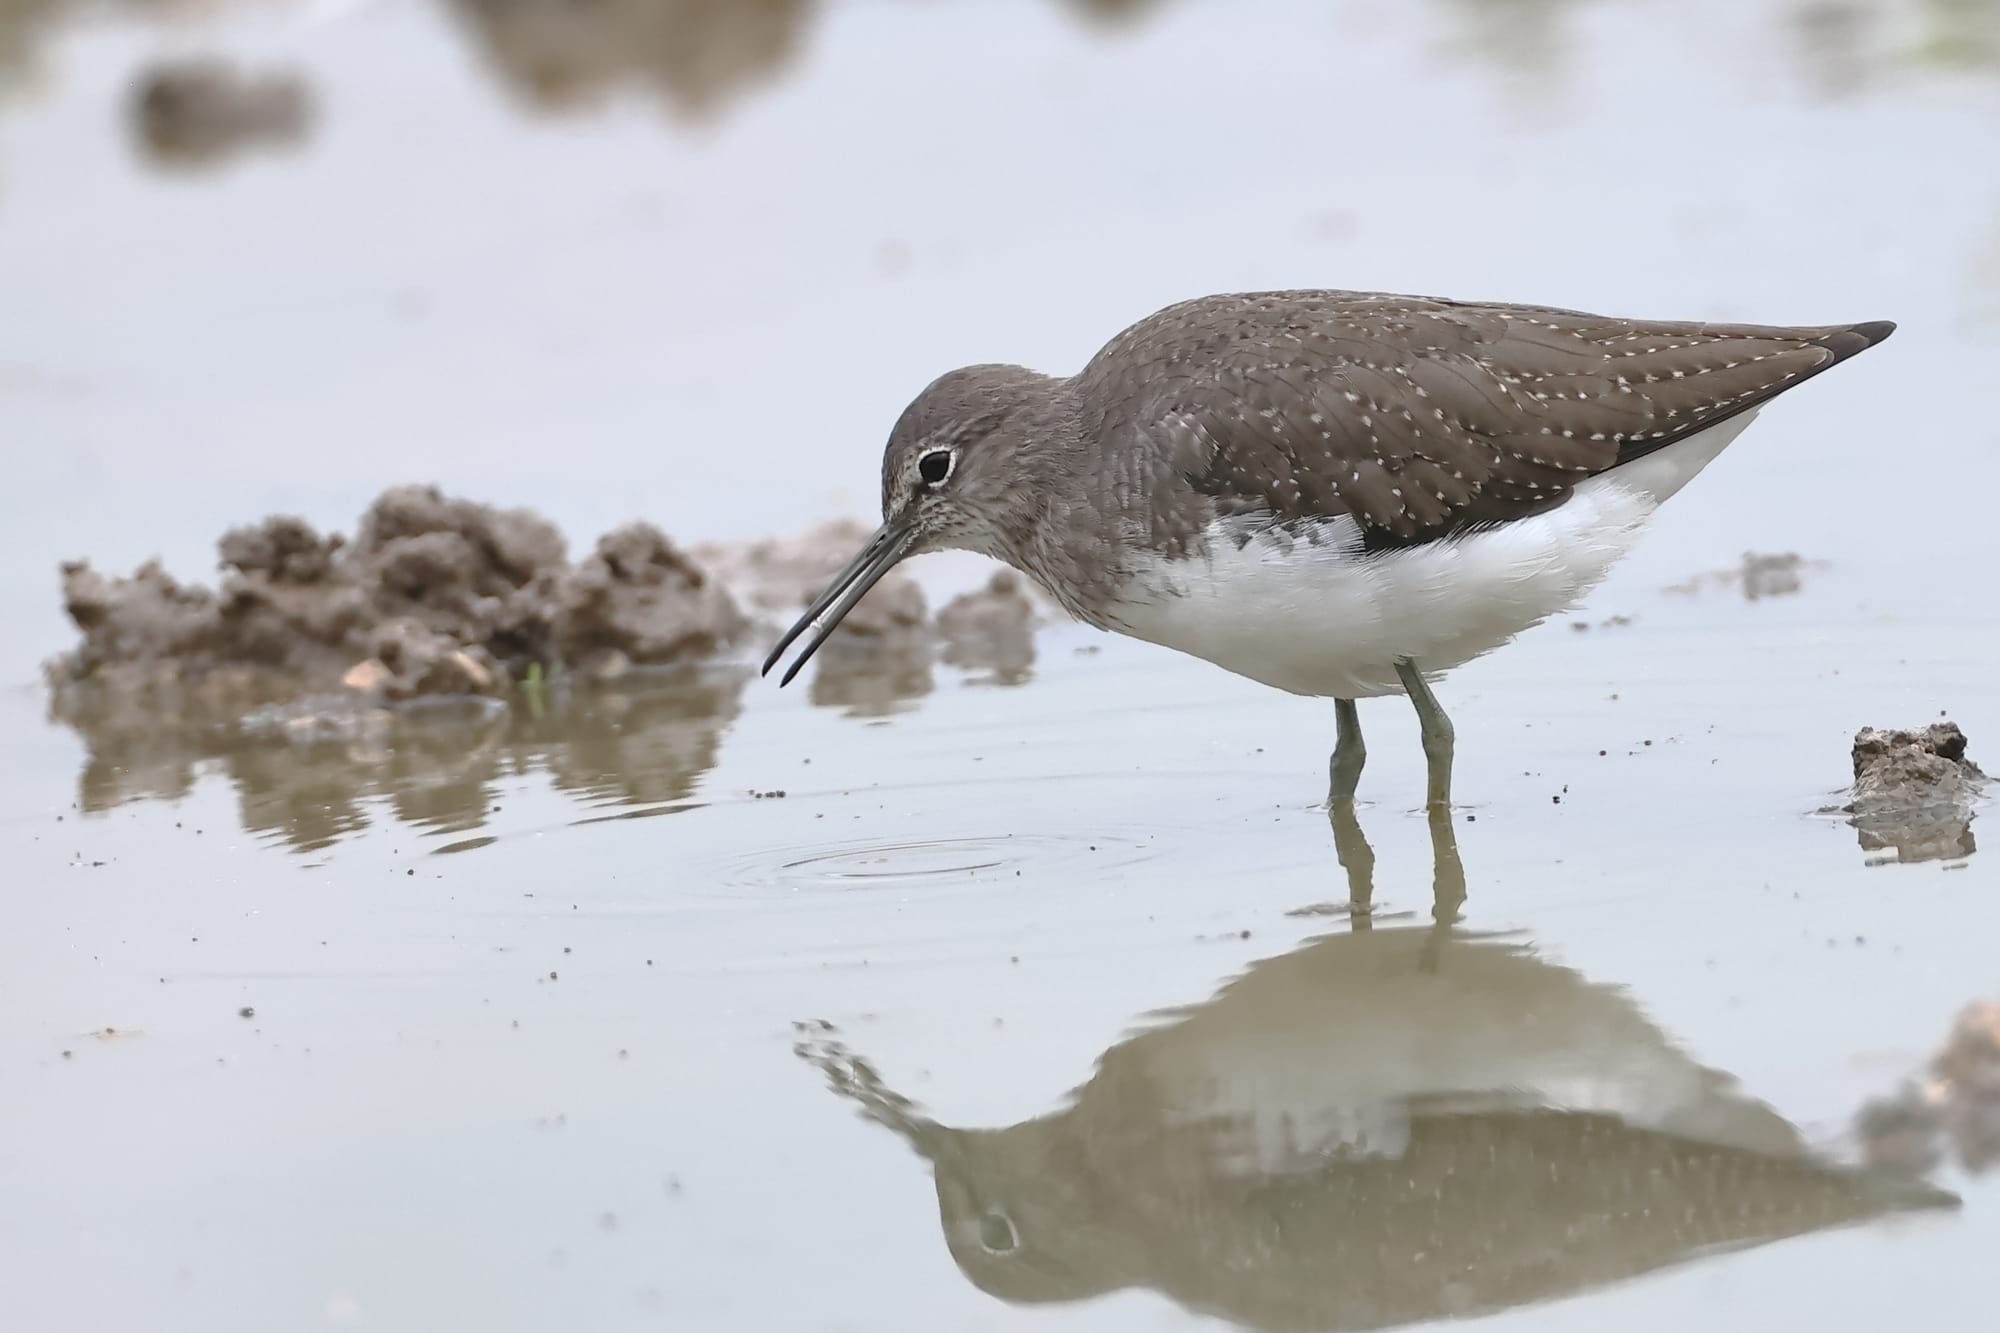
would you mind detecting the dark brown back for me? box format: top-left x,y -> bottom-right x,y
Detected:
1071,291 -> 1893,551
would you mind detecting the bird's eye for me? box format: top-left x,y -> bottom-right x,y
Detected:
918,450 -> 954,486
978,1210 -> 1019,1255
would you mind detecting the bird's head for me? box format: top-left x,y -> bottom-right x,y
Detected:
763,363 -> 1061,684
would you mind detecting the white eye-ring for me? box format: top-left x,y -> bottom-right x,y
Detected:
917,449 -> 955,487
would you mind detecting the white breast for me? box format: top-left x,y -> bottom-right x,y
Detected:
1103,414 -> 1756,699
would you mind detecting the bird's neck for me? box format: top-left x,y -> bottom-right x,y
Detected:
987,378 -> 1132,627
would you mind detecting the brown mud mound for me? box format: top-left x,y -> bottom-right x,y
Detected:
47,486 -> 749,720
551,523 -> 747,678
45,488 -> 1025,741
1835,722 -> 1987,864
351,484 -> 567,656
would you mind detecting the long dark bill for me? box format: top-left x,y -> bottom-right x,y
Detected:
761,521 -> 917,687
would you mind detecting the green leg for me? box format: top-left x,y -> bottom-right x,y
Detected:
1394,659 -> 1455,811
1328,698 -> 1366,806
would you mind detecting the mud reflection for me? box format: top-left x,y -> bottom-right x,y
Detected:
55,665 -> 748,852
127,57 -> 314,169
1436,0 -> 1589,97
799,831 -> 1954,1330
1915,0 -> 2000,66
7,0 -> 2000,142
936,573 -> 1038,687
0,0 -> 62,94
442,0 -> 818,121
1790,1 -> 1879,98
422,0 -> 2000,133
1058,0 -> 1174,26
806,633 -> 933,718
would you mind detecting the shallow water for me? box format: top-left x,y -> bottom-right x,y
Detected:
4,1 -> 2000,1330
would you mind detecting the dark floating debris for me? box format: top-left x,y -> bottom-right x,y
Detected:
1834,722 -> 1987,865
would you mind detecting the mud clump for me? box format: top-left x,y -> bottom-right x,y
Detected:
352,484 -> 568,672
936,571 -> 1036,681
60,560 -> 227,675
551,523 -> 748,679
218,516 -> 342,584
1860,1001 -> 2000,1177
49,491 -> 1040,734
362,621 -> 504,702
1838,722 -> 1987,864
48,486 -> 748,722
128,57 -> 314,168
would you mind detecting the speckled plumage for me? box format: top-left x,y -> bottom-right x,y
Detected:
1072,290 -> 1891,553
765,289 -> 1893,782
858,290 -> 1889,661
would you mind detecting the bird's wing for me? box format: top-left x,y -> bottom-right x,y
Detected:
1081,292 -> 1892,552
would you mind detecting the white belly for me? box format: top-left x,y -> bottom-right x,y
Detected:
1102,415 -> 1755,698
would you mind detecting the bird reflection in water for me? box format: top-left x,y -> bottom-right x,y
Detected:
796,814 -> 1955,1331
1323,783 -> 1466,963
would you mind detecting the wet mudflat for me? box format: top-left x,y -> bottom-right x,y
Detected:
4,2 -> 2000,1331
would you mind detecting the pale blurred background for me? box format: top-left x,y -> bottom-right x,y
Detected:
5,5 -> 2000,1333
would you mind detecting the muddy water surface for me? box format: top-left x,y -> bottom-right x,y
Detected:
4,2 -> 2000,1331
